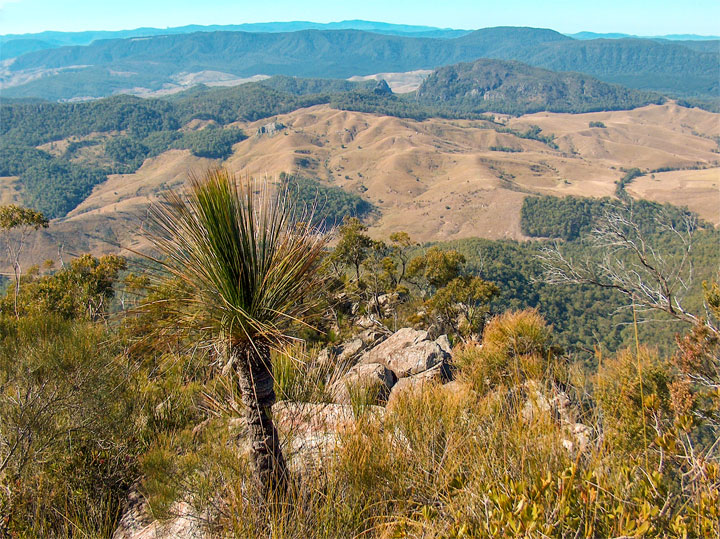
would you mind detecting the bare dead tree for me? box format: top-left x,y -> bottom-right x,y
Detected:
537,204 -> 717,334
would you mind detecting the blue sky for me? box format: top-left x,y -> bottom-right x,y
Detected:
1,0 -> 718,36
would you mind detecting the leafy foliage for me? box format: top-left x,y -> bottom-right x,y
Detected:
1,178 -> 718,535
520,195 -> 700,241
1,254 -> 126,320
0,296 -> 137,535
407,246 -> 466,289
146,168 -> 327,347
0,205 -> 48,231
423,275 -> 500,338
329,217 -> 375,282
0,145 -> 52,176
175,126 -> 247,159
20,160 -> 109,218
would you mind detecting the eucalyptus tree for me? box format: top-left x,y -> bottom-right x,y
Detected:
146,169 -> 326,494
0,205 -> 48,318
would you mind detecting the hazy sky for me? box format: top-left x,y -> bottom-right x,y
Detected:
1,0 -> 718,36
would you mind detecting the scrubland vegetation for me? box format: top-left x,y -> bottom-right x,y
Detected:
0,171 -> 718,537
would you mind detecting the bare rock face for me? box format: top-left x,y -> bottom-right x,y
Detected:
318,338 -> 365,368
112,490 -> 205,539
317,330 -> 389,370
272,401 -> 385,474
373,79 -> 393,95
360,328 -> 452,378
386,363 -> 445,407
331,362 -> 397,405
256,121 -> 285,136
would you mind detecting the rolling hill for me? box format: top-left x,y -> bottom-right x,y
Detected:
1,27 -> 716,101
0,66 -> 694,221
4,101 -> 717,268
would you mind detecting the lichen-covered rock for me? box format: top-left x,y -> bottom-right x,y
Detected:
272,401 -> 385,473
386,364 -> 445,407
360,327 -> 452,378
330,362 -> 397,405
112,493 -> 205,539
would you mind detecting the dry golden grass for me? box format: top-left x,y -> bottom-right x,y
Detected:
627,167 -> 720,225
10,102 -> 720,266
0,176 -> 23,205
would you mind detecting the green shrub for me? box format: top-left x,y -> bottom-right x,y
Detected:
0,315 -> 140,536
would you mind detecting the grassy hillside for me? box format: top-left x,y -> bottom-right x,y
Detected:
7,68 -> 711,220
2,101 -> 717,277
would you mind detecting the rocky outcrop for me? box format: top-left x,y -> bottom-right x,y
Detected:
113,401 -> 387,539
113,328 -> 456,539
256,121 -> 285,136
372,79 -> 393,95
112,490 -> 205,539
330,363 -> 397,405
317,329 -> 389,369
272,401 -> 386,474
324,327 -> 454,406
520,380 -> 592,453
386,363 -> 445,407
359,328 -> 451,378
274,402 -> 382,446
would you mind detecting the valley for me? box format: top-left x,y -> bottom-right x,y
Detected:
14,101 -> 718,265
2,9 -> 720,537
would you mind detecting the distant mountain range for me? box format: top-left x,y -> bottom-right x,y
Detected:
0,25 -> 717,102
569,31 -> 720,41
0,21 -> 472,60
2,21 -> 717,61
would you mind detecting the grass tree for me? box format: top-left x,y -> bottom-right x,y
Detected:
146,168 -> 326,494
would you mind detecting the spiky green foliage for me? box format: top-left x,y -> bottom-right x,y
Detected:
146,168 -> 327,348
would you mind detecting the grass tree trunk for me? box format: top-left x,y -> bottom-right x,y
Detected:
233,342 -> 288,495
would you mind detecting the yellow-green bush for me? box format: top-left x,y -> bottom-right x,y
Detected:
0,315 -> 140,537
595,346 -> 674,453
455,309 -> 565,394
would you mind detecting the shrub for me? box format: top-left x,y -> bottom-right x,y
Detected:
456,309 -> 563,393
0,315 -> 140,536
595,346 -> 674,453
